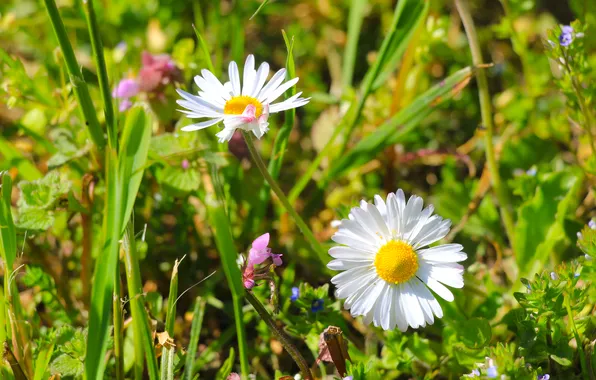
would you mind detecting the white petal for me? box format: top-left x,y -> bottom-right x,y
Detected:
194,73 -> 230,102
264,77 -> 299,104
241,55 -> 256,96
374,284 -> 393,330
228,61 -> 241,96
176,89 -> 223,113
257,68 -> 287,101
401,282 -> 426,329
268,97 -> 310,113
410,279 -> 438,324
327,259 -> 371,270
350,205 -> 388,242
215,127 -> 236,143
331,231 -> 377,253
350,280 -> 385,316
181,118 -> 223,131
328,246 -> 374,260
373,194 -> 388,219
418,244 -> 467,263
250,62 -> 270,97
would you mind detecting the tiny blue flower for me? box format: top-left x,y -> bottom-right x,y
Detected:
538,375 -> 550,380
526,167 -> 537,176
311,299 -> 324,312
487,365 -> 498,378
559,25 -> 574,46
589,219 -> 596,229
291,287 -> 300,302
550,272 -> 558,280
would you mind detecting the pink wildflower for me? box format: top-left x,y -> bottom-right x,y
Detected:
138,51 -> 181,93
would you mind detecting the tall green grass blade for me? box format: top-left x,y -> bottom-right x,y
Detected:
183,297 -> 206,380
32,340 -> 54,380
42,0 -> 106,150
342,0 -> 368,89
327,66 -> 473,179
119,107 -> 152,233
0,286 -> 5,350
123,221 -> 160,380
0,173 -> 17,270
249,0 -> 270,20
289,0 -> 428,202
192,26 -> 215,74
249,31 -> 296,232
203,168 -> 249,378
160,346 -> 175,380
82,0 -> 117,148
85,147 -> 120,380
113,260 -> 125,380
86,106 -> 153,379
370,0 -> 428,90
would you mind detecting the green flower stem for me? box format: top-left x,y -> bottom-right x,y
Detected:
42,0 -> 106,150
565,294 -> 589,379
244,291 -> 312,380
82,0 -> 117,149
242,132 -> 328,265
454,0 -> 516,246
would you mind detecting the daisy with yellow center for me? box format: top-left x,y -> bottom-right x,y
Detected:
176,55 -> 310,142
328,189 -> 467,331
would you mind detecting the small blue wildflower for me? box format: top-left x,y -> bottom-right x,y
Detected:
550,272 -> 557,280
487,365 -> 498,378
526,167 -> 537,176
538,375 -> 550,380
311,299 -> 324,312
589,219 -> 596,230
559,25 -> 574,46
291,287 -> 300,302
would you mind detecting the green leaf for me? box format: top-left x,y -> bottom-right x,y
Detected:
183,297 -> 206,380
342,0 -> 368,89
457,317 -> 492,349
50,354 -> 84,377
550,354 -> 572,367
515,168 -> 584,276
215,347 -> 235,380
18,171 -> 70,210
33,341 -> 55,380
159,166 -> 201,193
16,207 -> 54,230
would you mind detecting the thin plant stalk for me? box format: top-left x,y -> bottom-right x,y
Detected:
123,221 -> 160,380
183,297 -> 206,380
245,291 -> 312,380
42,0 -> 106,150
81,174 -> 94,309
242,132 -> 327,264
454,0 -> 516,246
82,0 -> 117,148
113,260 -> 124,380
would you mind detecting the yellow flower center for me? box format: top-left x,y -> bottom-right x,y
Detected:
223,96 -> 263,117
374,240 -> 419,284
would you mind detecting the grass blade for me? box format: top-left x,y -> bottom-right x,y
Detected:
42,0 -> 106,150
159,346 -> 175,380
183,297 -> 206,380
342,0 -> 368,89
327,66 -> 473,179
82,0 -> 117,148
249,0 -> 269,20
165,257 -> 183,335
86,106 -> 153,379
288,0 -> 429,202
113,261 -> 125,380
192,26 -> 215,74
202,168 -> 249,378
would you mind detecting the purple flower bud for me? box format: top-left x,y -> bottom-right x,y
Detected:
589,219 -> 596,229
181,159 -> 190,170
291,287 -> 300,302
538,375 -> 550,380
113,78 -> 139,98
487,365 -> 498,378
118,99 -> 133,112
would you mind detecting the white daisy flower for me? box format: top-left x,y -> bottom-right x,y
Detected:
176,55 -> 310,142
328,189 -> 467,331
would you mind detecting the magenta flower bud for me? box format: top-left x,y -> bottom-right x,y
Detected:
113,78 -> 139,99
181,159 -> 190,170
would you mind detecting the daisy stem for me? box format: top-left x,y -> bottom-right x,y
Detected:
454,0 -> 516,247
244,290 -> 313,379
242,132 -> 328,265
